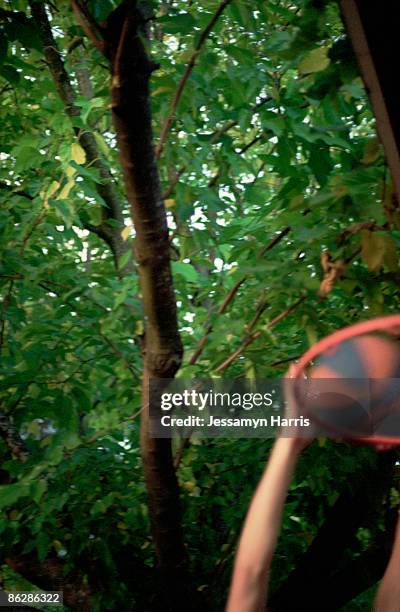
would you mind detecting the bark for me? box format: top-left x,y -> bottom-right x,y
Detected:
96,2 -> 193,608
29,2 -> 132,276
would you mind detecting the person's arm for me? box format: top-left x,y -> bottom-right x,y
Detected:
373,514 -> 400,612
225,436 -> 304,612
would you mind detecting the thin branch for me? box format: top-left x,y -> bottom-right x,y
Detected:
38,281 -> 109,314
214,331 -> 261,374
19,210 -> 47,256
269,354 -> 301,367
98,332 -> 138,378
246,292 -> 268,333
268,295 -> 306,327
173,437 -> 191,469
71,0 -> 105,52
29,1 -> 132,275
186,225 -> 291,367
188,329 -> 212,366
214,295 -> 307,373
187,277 -> 246,366
161,96 -> 270,199
0,83 -> 12,96
206,132 -> 264,188
345,246 -> 362,264
257,226 -> 291,258
155,0 -> 232,158
0,181 -> 34,200
237,133 -> 263,154
163,165 -> 187,199
219,277 -> 246,315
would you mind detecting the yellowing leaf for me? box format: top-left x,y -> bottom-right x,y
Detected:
361,231 -> 397,272
245,363 -> 256,380
47,180 -> 60,198
178,50 -> 194,63
53,539 -> 63,552
306,325 -> 318,347
121,226 -> 131,241
165,198 -> 176,208
361,138 -> 381,165
66,164 -> 76,178
289,194 -> 303,209
383,235 -> 398,271
361,231 -> 385,271
117,521 -> 127,530
71,143 -> 86,165
299,47 -> 330,76
59,180 -> 74,200
151,86 -> 173,97
330,176 -> 348,198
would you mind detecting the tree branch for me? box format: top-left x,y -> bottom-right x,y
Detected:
161,96 -> 270,199
155,0 -> 232,158
29,1 -> 132,276
97,3 -> 201,607
188,240 -> 299,369
214,295 -> 306,373
71,0 -> 105,52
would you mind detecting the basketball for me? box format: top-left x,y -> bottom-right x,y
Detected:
301,334 -> 400,438
311,334 -> 400,379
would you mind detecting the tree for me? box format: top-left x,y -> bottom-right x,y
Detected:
1,1 -> 399,610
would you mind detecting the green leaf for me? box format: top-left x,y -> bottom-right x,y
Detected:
158,13 -> 197,34
172,262 -> 200,283
0,483 -> 30,510
118,250 -> 132,269
52,199 -> 74,227
87,0 -> 117,22
299,47 -> 330,75
30,480 -> 47,503
14,146 -> 42,173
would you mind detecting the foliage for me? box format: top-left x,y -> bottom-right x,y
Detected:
1,0 -> 399,609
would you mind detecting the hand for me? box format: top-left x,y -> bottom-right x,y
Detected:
280,364 -> 313,452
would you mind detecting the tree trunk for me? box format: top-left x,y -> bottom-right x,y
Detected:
98,2 -> 196,607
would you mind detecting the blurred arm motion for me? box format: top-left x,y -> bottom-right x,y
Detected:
374,514 -> 400,612
226,436 -> 306,612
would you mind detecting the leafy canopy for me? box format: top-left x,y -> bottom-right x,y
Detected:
1,0 -> 398,609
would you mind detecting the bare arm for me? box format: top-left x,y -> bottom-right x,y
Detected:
225,437 -> 304,612
374,514 -> 400,612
